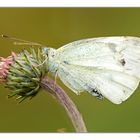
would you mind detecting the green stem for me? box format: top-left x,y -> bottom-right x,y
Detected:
41,76 -> 87,132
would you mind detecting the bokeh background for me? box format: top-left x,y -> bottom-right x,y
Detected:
0,8 -> 140,132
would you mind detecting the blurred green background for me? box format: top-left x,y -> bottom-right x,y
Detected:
0,8 -> 140,132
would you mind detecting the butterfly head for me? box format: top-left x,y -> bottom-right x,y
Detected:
42,47 -> 50,57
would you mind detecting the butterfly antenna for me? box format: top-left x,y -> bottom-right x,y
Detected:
1,34 -> 45,47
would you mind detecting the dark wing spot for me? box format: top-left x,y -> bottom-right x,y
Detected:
120,58 -> 126,66
91,88 -> 104,100
63,61 -> 69,64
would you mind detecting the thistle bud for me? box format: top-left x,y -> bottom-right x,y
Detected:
0,48 -> 47,103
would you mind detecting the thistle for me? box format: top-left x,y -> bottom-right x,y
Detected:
0,47 -> 87,132
0,48 -> 47,103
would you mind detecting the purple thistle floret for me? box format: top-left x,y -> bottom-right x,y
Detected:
0,52 -> 16,82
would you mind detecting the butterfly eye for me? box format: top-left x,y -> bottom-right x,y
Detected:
43,48 -> 49,55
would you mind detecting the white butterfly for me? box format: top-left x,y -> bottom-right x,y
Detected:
43,36 -> 140,104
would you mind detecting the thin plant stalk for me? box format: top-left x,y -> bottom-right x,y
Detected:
41,76 -> 87,132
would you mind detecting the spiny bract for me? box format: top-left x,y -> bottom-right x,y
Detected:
5,48 -> 48,103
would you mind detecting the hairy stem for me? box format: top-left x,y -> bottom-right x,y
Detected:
41,76 -> 87,132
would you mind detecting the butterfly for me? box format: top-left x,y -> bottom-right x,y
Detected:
2,35 -> 140,104
43,36 -> 140,104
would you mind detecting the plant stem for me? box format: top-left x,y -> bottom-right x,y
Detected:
41,76 -> 87,132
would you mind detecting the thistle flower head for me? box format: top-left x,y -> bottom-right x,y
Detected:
0,46 -> 87,132
0,48 -> 47,103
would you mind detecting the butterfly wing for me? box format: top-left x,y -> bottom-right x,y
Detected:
53,36 -> 140,104
57,36 -> 140,79
57,64 -> 139,104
